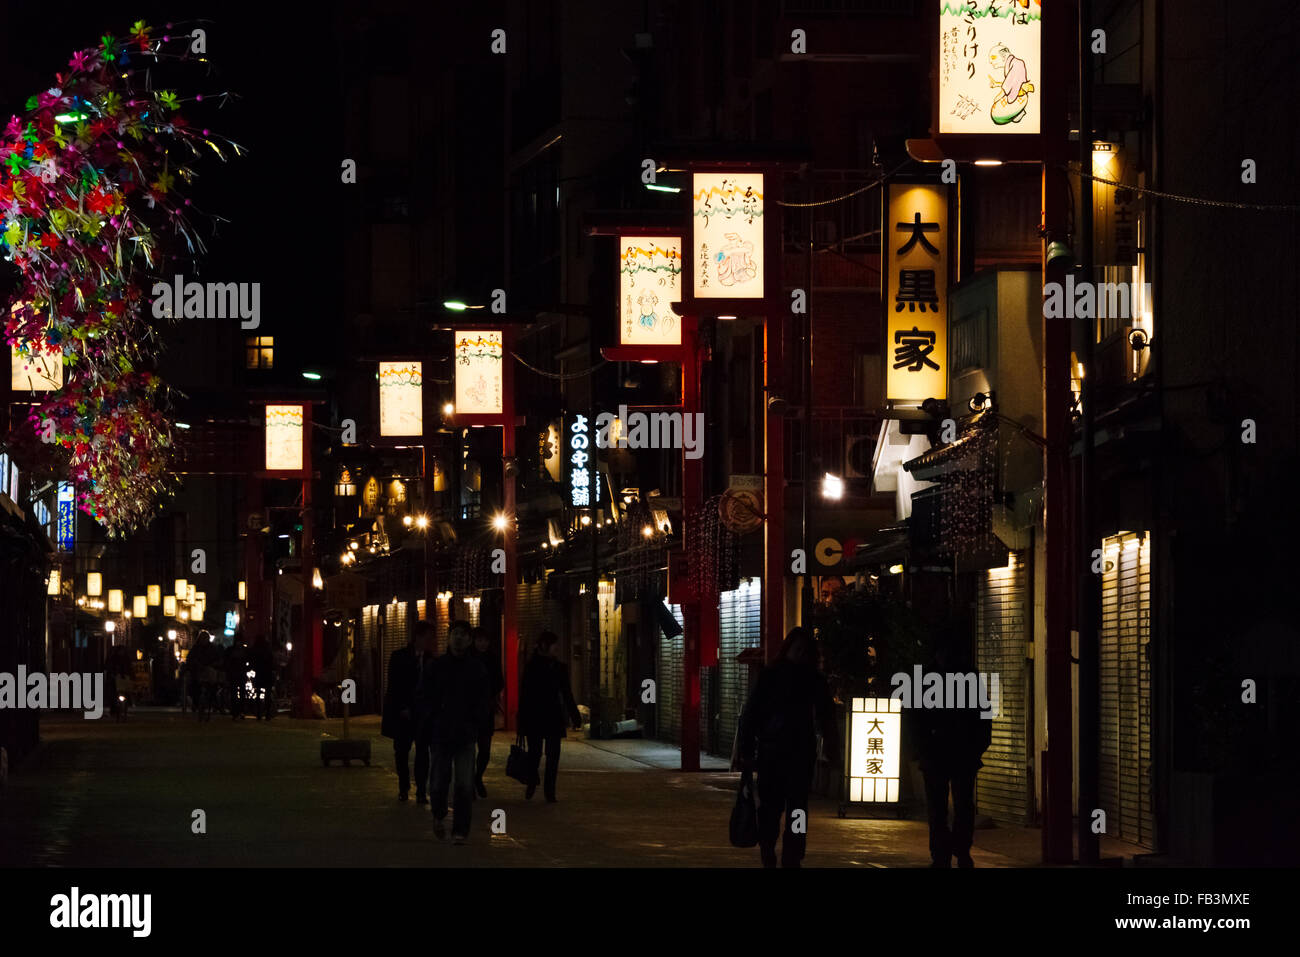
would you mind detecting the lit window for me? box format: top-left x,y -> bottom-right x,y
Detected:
246,336 -> 274,370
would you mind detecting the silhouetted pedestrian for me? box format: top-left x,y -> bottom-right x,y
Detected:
736,627 -> 840,868
226,635 -> 250,720
382,622 -> 434,803
916,627 -> 991,868
472,626 -> 504,797
517,630 -> 581,803
427,622 -> 492,843
250,636 -> 276,721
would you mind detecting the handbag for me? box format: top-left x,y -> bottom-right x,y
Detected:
506,733 -> 540,786
729,769 -> 759,848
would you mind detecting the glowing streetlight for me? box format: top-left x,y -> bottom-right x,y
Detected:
415,515 -> 429,530
821,472 -> 844,501
492,512 -> 509,532
104,621 -> 116,634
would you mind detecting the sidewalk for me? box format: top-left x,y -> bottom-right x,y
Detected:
0,712 -> 1144,867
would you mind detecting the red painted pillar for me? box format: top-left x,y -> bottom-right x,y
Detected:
680,316 -> 702,771
763,318 -> 785,662
1041,0 -> 1075,864
244,472 -> 264,640
299,403 -> 320,718
502,329 -> 520,731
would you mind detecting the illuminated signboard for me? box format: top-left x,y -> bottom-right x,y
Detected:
939,0 -> 1042,135
692,173 -> 764,300
56,482 -> 75,552
847,696 -> 902,803
567,414 -> 601,509
886,184 -> 949,402
379,361 -> 423,437
454,330 -> 503,415
619,236 -> 682,345
10,341 -> 63,392
265,404 -> 304,472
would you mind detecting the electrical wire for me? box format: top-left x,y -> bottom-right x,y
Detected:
1064,163 -> 1300,212
511,351 -> 608,380
774,161 -> 910,208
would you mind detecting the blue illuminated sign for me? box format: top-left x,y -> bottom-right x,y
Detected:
56,482 -> 75,553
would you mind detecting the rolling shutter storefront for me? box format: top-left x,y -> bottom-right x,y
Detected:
364,604 -> 382,699
976,552 -> 1031,824
381,600 -> 409,701
1100,531 -> 1154,847
656,604 -> 685,744
718,579 -> 761,757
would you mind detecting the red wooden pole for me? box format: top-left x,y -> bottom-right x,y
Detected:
763,318 -> 785,662
680,316 -> 702,771
502,329 -> 519,732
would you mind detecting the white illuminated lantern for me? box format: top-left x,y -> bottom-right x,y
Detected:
692,173 -> 764,300
265,404 -> 305,472
379,361 -> 423,436
619,236 -> 682,345
454,331 -> 503,415
846,697 -> 902,804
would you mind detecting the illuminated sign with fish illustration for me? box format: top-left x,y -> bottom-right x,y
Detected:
939,0 -> 1042,135
619,236 -> 683,345
692,173 -> 764,300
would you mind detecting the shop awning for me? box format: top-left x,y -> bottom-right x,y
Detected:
902,411 -> 995,482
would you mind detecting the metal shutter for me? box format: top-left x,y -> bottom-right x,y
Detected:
598,581 -> 624,710
975,553 -> 1032,823
718,578 -> 761,757
656,604 -> 685,744
365,605 -> 384,698
382,600 -> 408,698
435,598 -> 450,654
1100,531 -> 1154,847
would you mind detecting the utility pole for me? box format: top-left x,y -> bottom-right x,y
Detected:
801,232 -> 814,623
1077,0 -> 1101,867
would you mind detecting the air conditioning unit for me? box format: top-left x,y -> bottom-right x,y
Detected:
845,433 -> 875,478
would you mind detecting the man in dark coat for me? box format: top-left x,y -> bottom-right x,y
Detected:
736,627 -> 840,868
916,630 -> 992,868
426,621 -> 492,842
471,626 -> 505,798
226,636 -> 250,720
382,621 -> 433,802
517,630 -> 582,802
250,636 -> 276,721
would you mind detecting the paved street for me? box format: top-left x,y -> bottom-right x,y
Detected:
0,712 -> 1142,868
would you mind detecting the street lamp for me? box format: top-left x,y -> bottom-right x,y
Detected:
104,620 -> 115,634
821,472 -> 844,501
492,512 -> 508,532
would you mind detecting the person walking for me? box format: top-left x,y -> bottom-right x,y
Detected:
226,635 -> 250,721
427,622 -> 492,843
471,626 -> 505,797
735,627 -> 840,868
916,626 -> 991,868
250,636 -> 276,721
382,622 -> 434,803
517,631 -> 582,803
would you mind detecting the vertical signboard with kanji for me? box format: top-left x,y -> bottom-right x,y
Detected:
847,697 -> 902,803
692,173 -> 764,300
886,184 -> 949,402
567,414 -> 602,509
619,236 -> 683,345
56,481 -> 75,553
939,1 -> 1042,135
454,331 -> 504,416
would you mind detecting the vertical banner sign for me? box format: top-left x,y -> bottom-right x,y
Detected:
619,236 -> 683,345
265,404 -> 305,472
692,173 -> 764,300
1091,143 -> 1138,267
567,414 -> 601,508
454,330 -> 504,415
379,361 -> 423,436
56,481 -> 75,553
847,697 -> 902,803
886,184 -> 949,402
938,0 -> 1042,135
